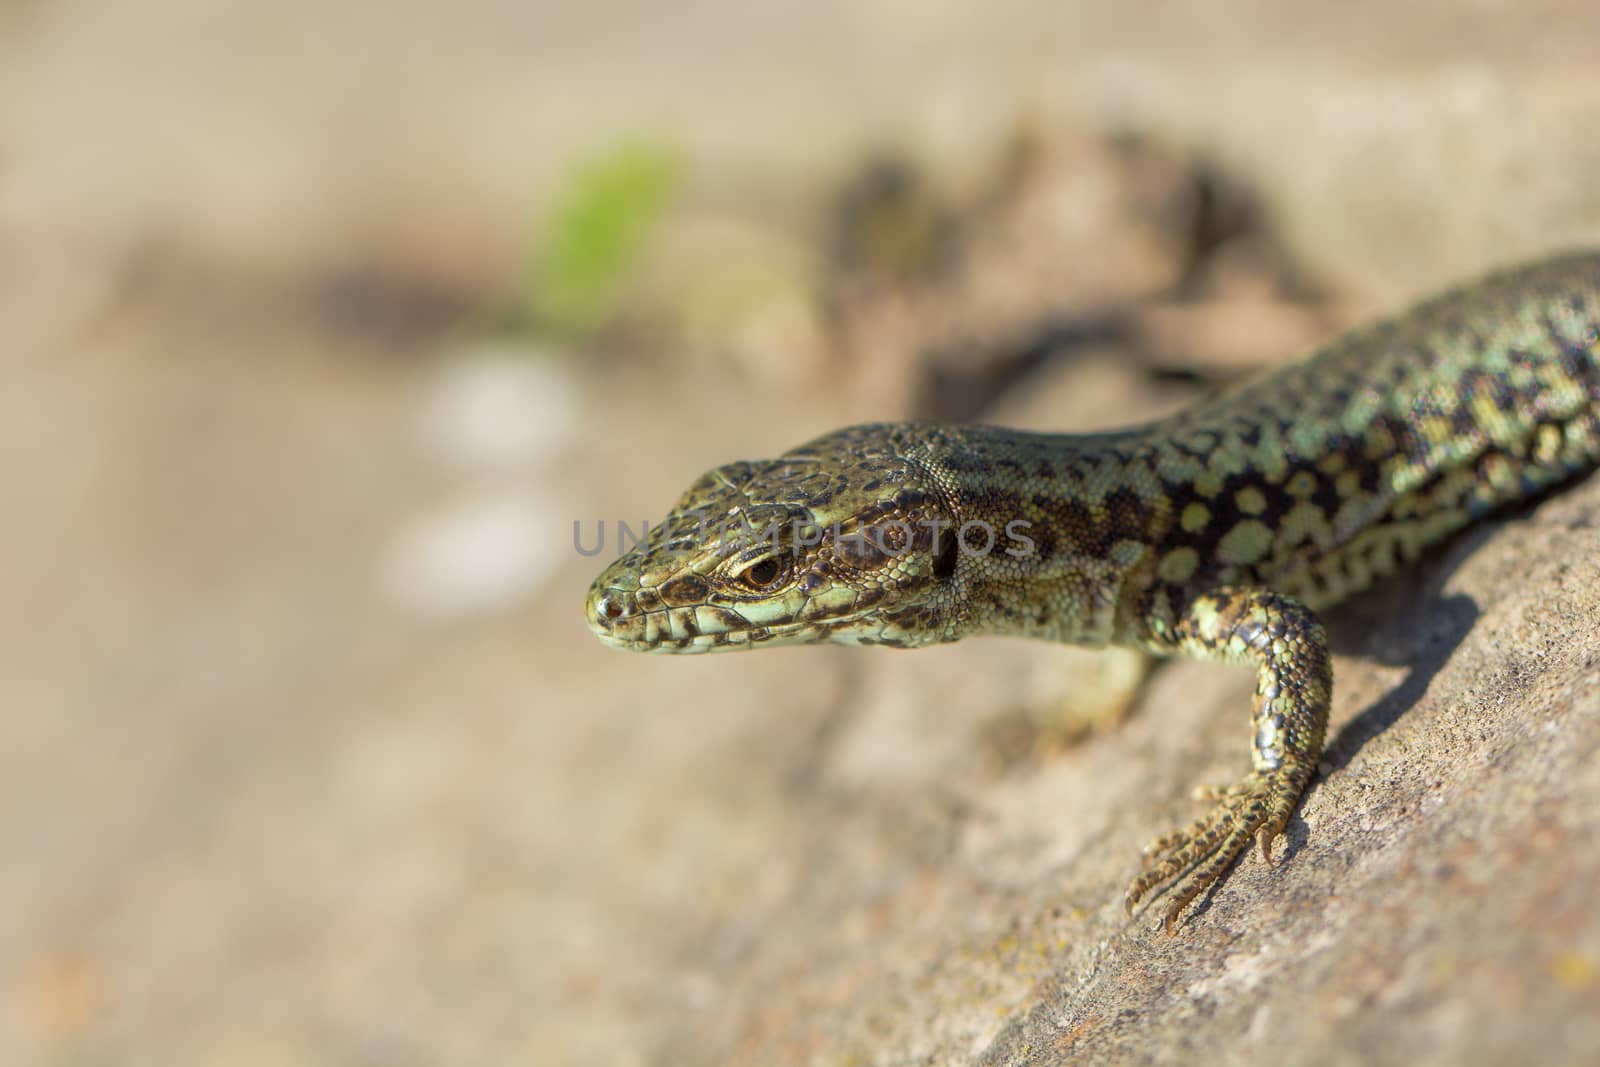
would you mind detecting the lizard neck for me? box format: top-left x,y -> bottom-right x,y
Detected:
911,425 -> 1164,649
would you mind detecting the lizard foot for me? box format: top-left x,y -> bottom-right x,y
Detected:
1123,761 -> 1308,934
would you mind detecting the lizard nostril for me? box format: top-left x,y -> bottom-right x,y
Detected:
597,595 -> 626,623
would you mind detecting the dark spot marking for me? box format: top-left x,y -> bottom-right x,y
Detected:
1044,498 -> 1102,556
1102,487 -> 1151,543
1029,527 -> 1057,564
1307,465 -> 1346,518
836,531 -> 887,569
659,575 -> 709,606
893,488 -> 935,511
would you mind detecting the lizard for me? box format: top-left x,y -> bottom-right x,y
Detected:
584,250 -> 1600,932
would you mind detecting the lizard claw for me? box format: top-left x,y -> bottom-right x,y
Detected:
1124,762 -> 1308,931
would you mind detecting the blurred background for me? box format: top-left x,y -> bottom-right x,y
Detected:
5,2 -> 1600,1064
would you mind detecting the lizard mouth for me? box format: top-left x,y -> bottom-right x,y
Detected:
585,579 -> 889,653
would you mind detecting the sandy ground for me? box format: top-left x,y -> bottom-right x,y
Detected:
4,3 -> 1600,1065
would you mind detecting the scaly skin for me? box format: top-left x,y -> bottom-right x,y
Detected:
585,251 -> 1600,932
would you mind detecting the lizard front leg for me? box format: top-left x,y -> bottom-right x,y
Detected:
1124,588 -> 1332,933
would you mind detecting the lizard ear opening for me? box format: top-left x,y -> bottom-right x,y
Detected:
933,531 -> 959,581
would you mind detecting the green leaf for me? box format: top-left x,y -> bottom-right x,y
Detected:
530,140 -> 680,341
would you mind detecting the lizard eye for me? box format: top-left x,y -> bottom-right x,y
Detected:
738,556 -> 788,591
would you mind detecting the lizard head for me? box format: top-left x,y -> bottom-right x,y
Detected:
585,424 -> 962,653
